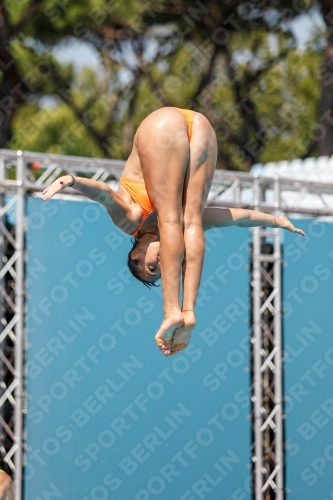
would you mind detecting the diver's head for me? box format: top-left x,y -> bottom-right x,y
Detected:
127,231 -> 160,287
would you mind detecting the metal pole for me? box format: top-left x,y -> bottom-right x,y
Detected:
252,176 -> 263,498
0,157 -> 4,461
253,226 -> 263,498
274,178 -> 284,500
274,227 -> 284,499
14,151 -> 25,500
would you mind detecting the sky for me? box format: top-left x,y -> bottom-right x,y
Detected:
291,8 -> 325,48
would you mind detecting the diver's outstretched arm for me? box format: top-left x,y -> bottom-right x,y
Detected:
42,174 -> 138,234
202,207 -> 305,236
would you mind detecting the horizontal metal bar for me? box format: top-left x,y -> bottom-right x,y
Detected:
254,230 -> 277,238
1,148 -> 333,192
259,255 -> 279,262
213,170 -> 333,191
0,183 -> 84,197
0,149 -> 125,169
0,181 -> 332,217
207,200 -> 333,216
0,150 -> 22,159
213,184 -> 333,194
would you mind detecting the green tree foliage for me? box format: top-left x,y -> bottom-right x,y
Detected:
255,39 -> 323,164
0,0 -> 328,169
10,102 -> 103,157
0,0 -> 139,150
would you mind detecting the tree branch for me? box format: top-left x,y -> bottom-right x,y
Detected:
246,47 -> 293,85
83,68 -> 114,112
121,82 -> 141,156
101,91 -> 126,139
143,70 -> 174,106
55,75 -> 112,156
219,42 -> 293,165
135,51 -> 175,106
318,0 -> 333,18
301,138 -> 318,160
12,0 -> 48,35
216,147 -> 232,170
204,105 -> 247,150
0,3 -> 10,46
187,44 -> 220,108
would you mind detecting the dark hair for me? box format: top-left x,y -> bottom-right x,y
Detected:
127,238 -> 159,288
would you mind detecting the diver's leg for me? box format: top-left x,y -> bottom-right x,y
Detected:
136,108 -> 189,354
172,112 -> 217,354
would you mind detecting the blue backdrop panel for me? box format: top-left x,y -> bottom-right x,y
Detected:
24,196 -> 251,500
284,219 -> 333,500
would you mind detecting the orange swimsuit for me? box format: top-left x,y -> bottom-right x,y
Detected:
119,108 -> 195,237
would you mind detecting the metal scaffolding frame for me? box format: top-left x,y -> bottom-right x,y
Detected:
1,149 -> 333,500
251,178 -> 284,500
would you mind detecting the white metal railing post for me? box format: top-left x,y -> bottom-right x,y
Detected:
252,225 -> 263,498
252,175 -> 285,499
14,150 -> 25,500
0,157 -> 4,466
274,177 -> 284,500
252,175 -> 263,497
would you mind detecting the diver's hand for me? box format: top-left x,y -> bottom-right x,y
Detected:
275,215 -> 305,236
42,175 -> 74,201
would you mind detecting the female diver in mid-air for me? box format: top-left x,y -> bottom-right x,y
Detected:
42,107 -> 304,357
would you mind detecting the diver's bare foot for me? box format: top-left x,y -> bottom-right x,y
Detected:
155,311 -> 184,356
170,310 -> 196,355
